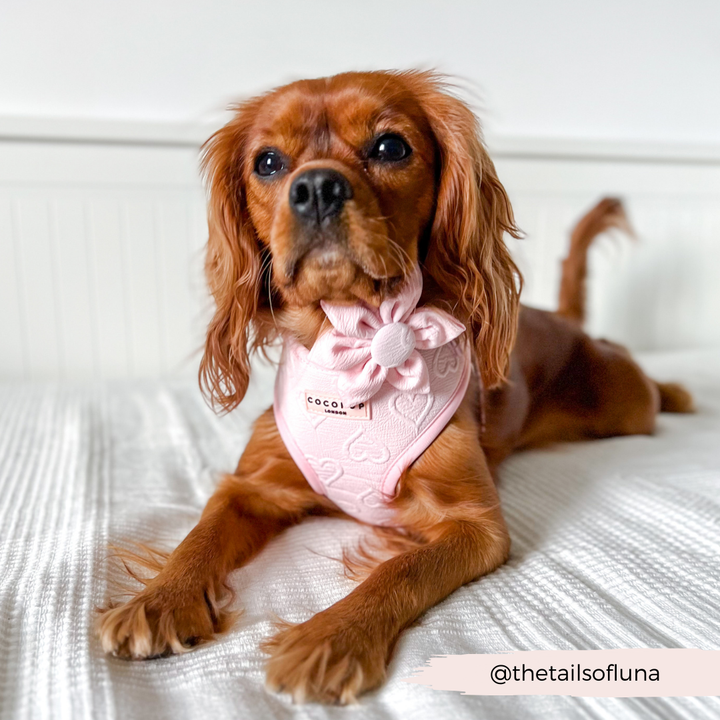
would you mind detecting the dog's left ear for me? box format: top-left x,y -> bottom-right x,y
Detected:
411,74 -> 522,389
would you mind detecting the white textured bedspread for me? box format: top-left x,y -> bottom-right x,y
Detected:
1,350 -> 720,720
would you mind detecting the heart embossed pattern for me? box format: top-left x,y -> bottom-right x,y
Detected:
357,488 -> 390,508
391,392 -> 435,427
306,456 -> 343,486
306,412 -> 327,429
343,429 -> 390,464
433,343 -> 461,378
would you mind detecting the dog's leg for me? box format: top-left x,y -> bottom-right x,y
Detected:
263,400 -> 509,703
97,407 -> 334,659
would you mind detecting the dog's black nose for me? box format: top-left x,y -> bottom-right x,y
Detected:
289,169 -> 353,224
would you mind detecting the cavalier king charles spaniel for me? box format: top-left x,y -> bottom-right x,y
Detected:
98,70 -> 693,704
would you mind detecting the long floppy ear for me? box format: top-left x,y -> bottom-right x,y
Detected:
411,74 -> 522,389
198,99 -> 266,413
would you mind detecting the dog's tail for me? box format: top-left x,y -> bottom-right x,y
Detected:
557,198 -> 634,326
655,381 -> 696,414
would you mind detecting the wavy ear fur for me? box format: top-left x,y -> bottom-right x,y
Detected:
199,98 -> 267,413
409,73 -> 522,389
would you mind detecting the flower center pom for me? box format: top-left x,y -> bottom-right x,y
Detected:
370,322 -> 416,368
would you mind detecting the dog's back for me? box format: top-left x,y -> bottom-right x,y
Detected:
480,198 -> 693,471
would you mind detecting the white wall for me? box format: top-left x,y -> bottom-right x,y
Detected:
1,0 -> 719,145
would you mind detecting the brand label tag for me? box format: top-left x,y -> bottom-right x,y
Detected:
304,392 -> 370,420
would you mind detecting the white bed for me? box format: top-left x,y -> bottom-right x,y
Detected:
1,348 -> 720,720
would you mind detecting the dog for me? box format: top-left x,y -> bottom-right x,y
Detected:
97,70 -> 693,703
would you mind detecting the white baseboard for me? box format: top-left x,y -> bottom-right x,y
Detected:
2,115 -> 720,164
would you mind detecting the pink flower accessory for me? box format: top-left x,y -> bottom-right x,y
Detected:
308,266 -> 466,405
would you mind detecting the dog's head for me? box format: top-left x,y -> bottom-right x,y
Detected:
200,70 -> 522,412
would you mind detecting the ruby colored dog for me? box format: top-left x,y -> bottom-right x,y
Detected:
98,71 -> 693,703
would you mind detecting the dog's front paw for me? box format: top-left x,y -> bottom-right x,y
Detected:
262,612 -> 388,704
97,583 -> 233,659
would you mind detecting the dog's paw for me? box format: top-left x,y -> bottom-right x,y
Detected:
96,583 -> 234,659
262,613 -> 388,704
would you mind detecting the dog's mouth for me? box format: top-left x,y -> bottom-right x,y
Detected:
277,232 -> 408,306
287,239 -> 353,279
283,223 -> 393,271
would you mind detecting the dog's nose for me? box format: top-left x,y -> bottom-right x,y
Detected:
289,169 -> 353,224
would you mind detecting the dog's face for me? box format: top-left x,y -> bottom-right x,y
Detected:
200,71 -> 522,411
241,74 -> 438,307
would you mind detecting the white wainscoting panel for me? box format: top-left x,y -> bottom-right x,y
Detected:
497,156 -> 720,351
0,141 -> 209,380
1,133 -> 719,381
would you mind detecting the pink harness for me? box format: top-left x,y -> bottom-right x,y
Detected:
273,267 -> 471,526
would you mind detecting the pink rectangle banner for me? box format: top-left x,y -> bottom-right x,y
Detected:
404,649 -> 720,697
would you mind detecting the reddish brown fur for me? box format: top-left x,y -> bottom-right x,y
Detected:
97,70 -> 692,703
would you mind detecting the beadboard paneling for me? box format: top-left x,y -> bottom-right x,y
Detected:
0,141 -> 209,380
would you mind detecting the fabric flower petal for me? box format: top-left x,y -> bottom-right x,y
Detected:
308,331 -> 371,371
407,308 -> 466,350
320,301 -> 381,339
385,352 -> 430,394
310,264 -> 460,404
337,360 -> 388,406
379,266 -> 423,325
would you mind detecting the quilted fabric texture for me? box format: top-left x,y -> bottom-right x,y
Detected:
1,350 -> 720,719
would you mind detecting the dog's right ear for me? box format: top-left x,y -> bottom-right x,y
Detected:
199,99 -> 265,413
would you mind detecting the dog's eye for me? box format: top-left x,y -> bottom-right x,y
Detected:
369,134 -> 411,163
254,150 -> 286,177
